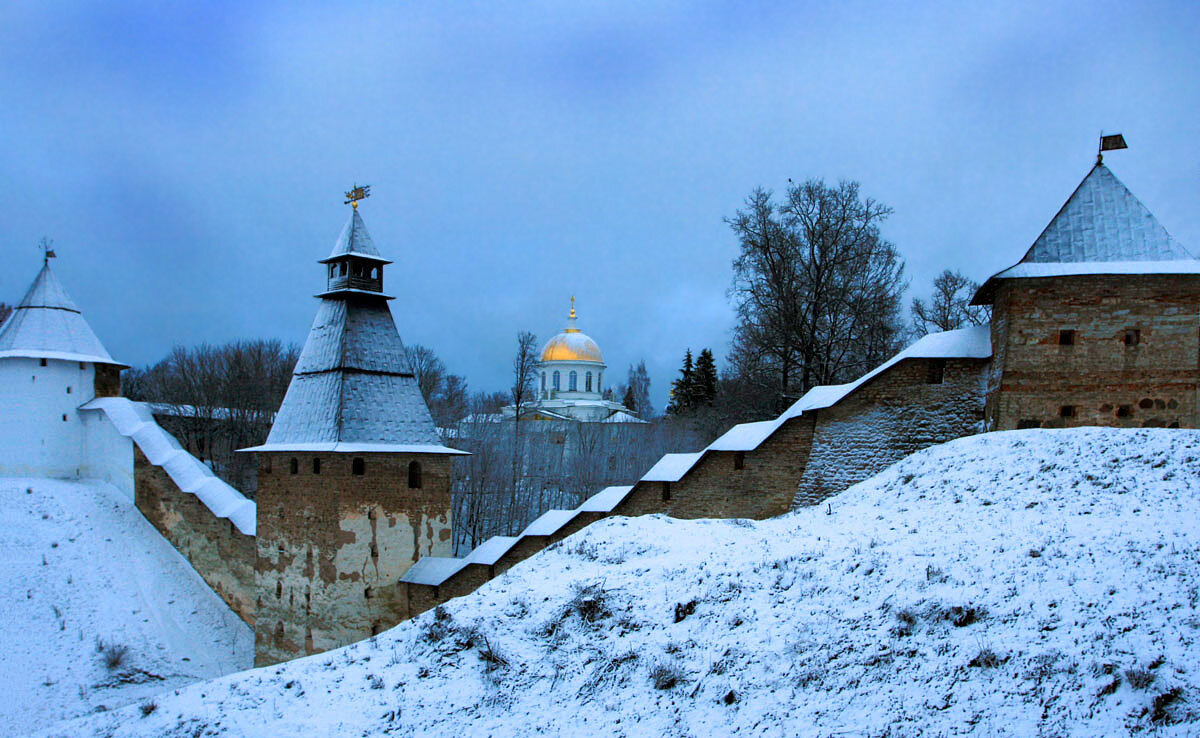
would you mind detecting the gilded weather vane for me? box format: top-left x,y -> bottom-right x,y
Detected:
344,183 -> 371,209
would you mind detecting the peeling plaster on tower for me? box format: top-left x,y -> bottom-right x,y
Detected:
243,200 -> 466,666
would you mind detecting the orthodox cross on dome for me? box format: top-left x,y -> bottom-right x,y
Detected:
1097,132 -> 1127,165
566,296 -> 580,333
39,237 -> 56,265
344,183 -> 371,209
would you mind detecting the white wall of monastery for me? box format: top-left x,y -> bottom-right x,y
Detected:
79,408 -> 134,498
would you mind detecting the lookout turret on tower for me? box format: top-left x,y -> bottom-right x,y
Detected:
244,192 -> 466,666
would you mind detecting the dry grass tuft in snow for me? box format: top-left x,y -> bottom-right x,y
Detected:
44,429 -> 1200,737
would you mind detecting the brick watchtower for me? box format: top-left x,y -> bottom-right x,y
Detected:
973,158 -> 1200,431
244,197 -> 465,666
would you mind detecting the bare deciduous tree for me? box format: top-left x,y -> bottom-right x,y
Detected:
728,178 -> 907,406
123,339 -> 299,495
911,269 -> 990,336
0,302 -> 13,326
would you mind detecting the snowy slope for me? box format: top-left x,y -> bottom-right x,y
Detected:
49,429 -> 1200,737
0,479 -> 252,735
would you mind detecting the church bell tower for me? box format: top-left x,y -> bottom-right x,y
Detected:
244,188 -> 465,666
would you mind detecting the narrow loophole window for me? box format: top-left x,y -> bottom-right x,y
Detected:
1058,330 -> 1075,346
734,451 -> 745,470
312,457 -> 321,474
1059,405 -> 1076,418
40,358 -> 48,367
1116,405 -> 1132,418
661,481 -> 672,501
289,458 -> 299,475
1124,328 -> 1141,346
926,359 -> 946,384
408,461 -> 422,489
352,457 -> 365,476
1017,419 -> 1040,429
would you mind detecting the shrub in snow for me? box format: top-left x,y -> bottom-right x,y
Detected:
969,648 -> 1002,668
1151,687 -> 1184,725
649,660 -> 685,690
95,638 -> 130,671
138,701 -> 156,717
1125,666 -> 1156,690
673,599 -> 698,623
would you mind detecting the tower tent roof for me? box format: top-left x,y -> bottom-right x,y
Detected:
0,262 -> 124,366
244,209 -> 461,454
974,162 -> 1200,304
319,209 -> 391,264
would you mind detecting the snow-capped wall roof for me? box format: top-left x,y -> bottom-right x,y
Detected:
974,163 -> 1200,303
80,398 -> 256,535
0,263 -> 124,366
780,326 -> 991,419
399,557 -> 469,586
578,485 -> 635,512
631,327 -> 993,486
522,509 -> 581,537
464,536 -> 522,566
641,452 -> 705,482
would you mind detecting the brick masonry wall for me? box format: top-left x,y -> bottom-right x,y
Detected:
253,451 -> 454,666
616,416 -> 816,520
989,276 -> 1200,431
133,446 -> 257,624
793,357 -> 988,508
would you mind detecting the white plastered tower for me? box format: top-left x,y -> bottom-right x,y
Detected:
0,259 -> 129,482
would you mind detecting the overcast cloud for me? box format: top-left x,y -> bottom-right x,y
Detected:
1,1 -> 1197,406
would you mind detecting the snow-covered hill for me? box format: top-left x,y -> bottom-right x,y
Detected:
0,479 -> 252,735
48,429 -> 1200,736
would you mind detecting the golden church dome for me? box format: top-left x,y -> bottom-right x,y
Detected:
539,298 -> 605,364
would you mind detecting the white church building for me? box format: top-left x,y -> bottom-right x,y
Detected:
503,299 -> 643,424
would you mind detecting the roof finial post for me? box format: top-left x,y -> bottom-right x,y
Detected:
39,237 -> 56,266
344,183 -> 371,210
569,295 -> 576,320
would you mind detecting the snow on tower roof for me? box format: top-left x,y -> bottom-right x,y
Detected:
974,163 -> 1200,303
319,209 -> 391,264
0,262 -> 124,366
243,209 -> 456,454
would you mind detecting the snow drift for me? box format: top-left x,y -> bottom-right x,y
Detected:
0,479 -> 253,736
47,428 -> 1200,736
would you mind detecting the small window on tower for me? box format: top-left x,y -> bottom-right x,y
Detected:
1124,328 -> 1140,346
352,457 -> 365,476
408,461 -> 422,489
40,358 -> 47,367
661,481 -> 672,501
289,458 -> 299,475
734,451 -> 745,470
312,458 -> 321,474
1058,330 -> 1075,346
66,386 -> 72,394
61,414 -> 68,422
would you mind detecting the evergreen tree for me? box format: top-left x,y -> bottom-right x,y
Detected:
694,349 -> 718,406
667,349 -> 695,414
621,384 -> 636,412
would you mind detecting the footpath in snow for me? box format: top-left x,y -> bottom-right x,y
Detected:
48,429 -> 1200,737
0,479 -> 252,735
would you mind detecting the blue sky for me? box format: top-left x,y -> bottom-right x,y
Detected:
2,1 -> 1197,408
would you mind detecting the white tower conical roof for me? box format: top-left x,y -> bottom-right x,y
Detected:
0,262 -> 124,365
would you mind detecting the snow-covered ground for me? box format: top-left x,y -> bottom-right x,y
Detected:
0,478 -> 252,735
45,429 -> 1200,736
